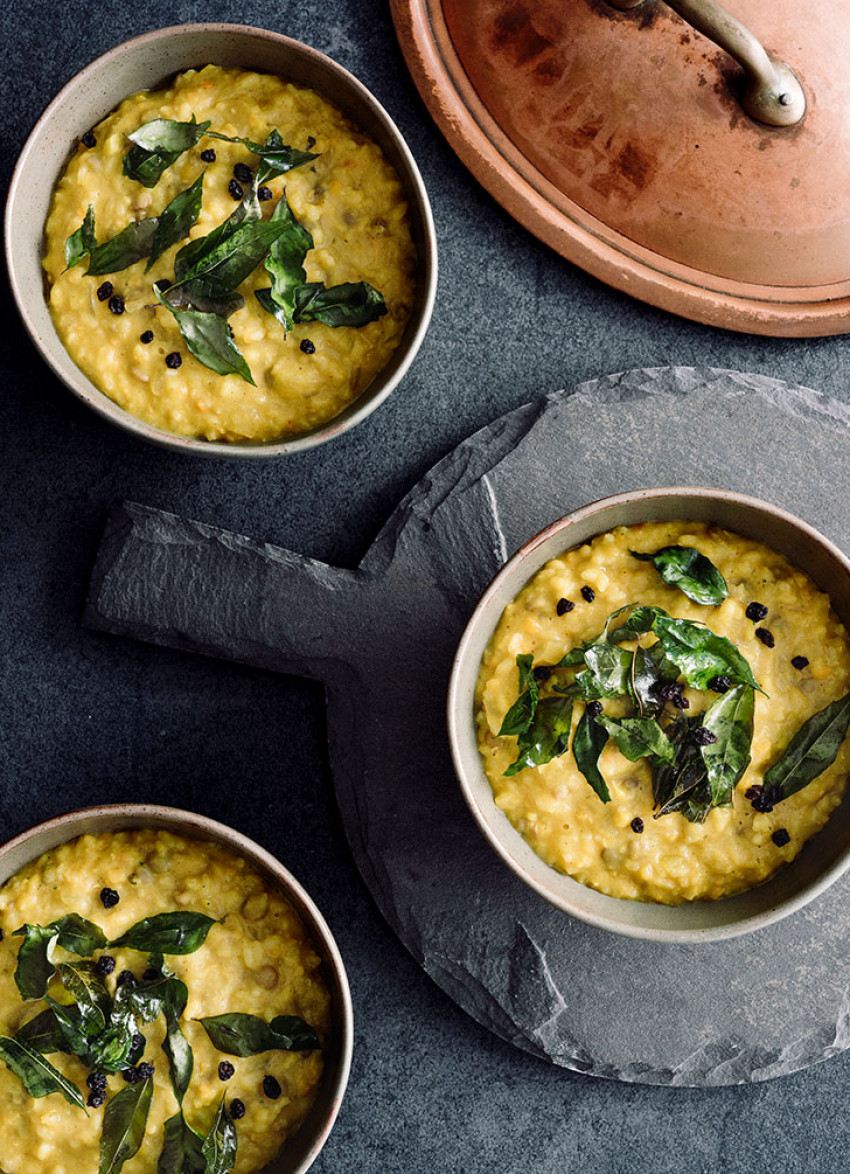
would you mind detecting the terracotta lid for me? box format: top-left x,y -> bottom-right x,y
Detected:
392,0 -> 850,335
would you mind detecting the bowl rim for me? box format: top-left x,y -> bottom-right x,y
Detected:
4,22 -> 437,458
447,485 -> 850,943
0,801 -> 353,1173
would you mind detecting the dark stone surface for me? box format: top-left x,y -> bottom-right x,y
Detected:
6,2 -> 850,1169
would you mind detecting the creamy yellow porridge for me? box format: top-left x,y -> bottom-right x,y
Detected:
475,521 -> 850,904
42,65 -> 416,442
0,829 -> 330,1172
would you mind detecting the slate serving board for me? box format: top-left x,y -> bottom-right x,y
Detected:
85,367 -> 850,1086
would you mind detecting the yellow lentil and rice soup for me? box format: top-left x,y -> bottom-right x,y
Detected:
475,521 -> 850,904
42,65 -> 416,442
0,828 -> 330,1172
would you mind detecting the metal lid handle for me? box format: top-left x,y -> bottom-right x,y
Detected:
607,0 -> 806,126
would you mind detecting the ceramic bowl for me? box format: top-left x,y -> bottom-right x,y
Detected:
0,803 -> 352,1173
448,487 -> 850,943
5,23 -> 437,456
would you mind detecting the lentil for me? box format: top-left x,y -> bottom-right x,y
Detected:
262,1075 -> 282,1099
108,294 -> 125,316
165,352 -> 182,370
200,148 -> 216,162
218,1061 -> 235,1082
230,1098 -> 246,1120
746,602 -> 768,621
556,598 -> 574,616
94,954 -> 116,976
140,330 -> 154,344
300,339 -> 316,354
791,655 -> 810,670
580,586 -> 595,603
100,887 -> 120,908
228,178 -> 244,200
96,281 -> 113,302
772,828 -> 791,847
755,627 -> 775,648
81,131 -> 97,149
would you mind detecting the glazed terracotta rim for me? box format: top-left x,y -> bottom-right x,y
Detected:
5,23 -> 437,457
447,487 -> 850,942
390,0 -> 850,337
0,803 -> 353,1173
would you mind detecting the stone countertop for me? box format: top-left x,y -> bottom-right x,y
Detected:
4,3 -> 850,1171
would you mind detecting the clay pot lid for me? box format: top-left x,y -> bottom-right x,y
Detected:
391,0 -> 850,336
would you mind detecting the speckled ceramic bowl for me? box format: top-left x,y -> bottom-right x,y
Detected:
5,24 -> 436,456
0,804 -> 352,1173
448,487 -> 850,942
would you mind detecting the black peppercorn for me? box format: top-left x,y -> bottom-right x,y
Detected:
556,598 -> 574,616
791,655 -> 809,670
140,330 -> 154,344
122,1066 -> 142,1084
137,1062 -> 155,1080
300,339 -> 316,354
95,954 -> 116,976
580,586 -> 595,603
96,281 -> 113,302
230,1098 -> 246,1120
218,1061 -> 235,1082
108,294 -> 125,315
87,1072 -> 107,1092
755,627 -> 775,648
745,602 -> 768,622
228,179 -> 244,200
234,162 -> 253,184
257,185 -> 273,201
657,681 -> 689,710
772,828 -> 791,847
116,970 -> 136,989
81,131 -> 97,149
132,1033 -> 145,1053
630,817 -> 644,834
707,674 -> 732,693
693,727 -> 718,746
745,784 -> 774,814
200,148 -> 216,162
88,1091 -> 106,1108
165,352 -> 182,369
586,700 -> 603,717
263,1075 -> 282,1099
100,887 -> 120,908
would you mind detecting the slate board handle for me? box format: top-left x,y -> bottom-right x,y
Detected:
84,501 -> 362,681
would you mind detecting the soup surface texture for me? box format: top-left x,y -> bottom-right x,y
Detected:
475,521 -> 850,903
0,828 -> 330,1173
42,65 -> 416,442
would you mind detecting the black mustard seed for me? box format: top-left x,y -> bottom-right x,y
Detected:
630,817 -> 644,834
556,598 -> 574,616
228,179 -> 244,200
257,186 -> 273,202
772,828 -> 791,847
533,666 -> 551,682
132,1033 -> 145,1052
142,968 -> 159,982
122,1067 -> 142,1084
745,602 -> 768,622
693,726 -> 718,746
95,954 -> 116,976
230,1099 -> 246,1120
234,162 -> 253,184
218,1061 -> 235,1082
200,148 -> 216,163
108,294 -> 125,316
87,1072 -> 107,1092
300,339 -> 316,354
88,1091 -> 106,1108
755,627 -> 775,648
140,330 -> 154,344
745,785 -> 774,814
116,970 -> 136,988
263,1075 -> 282,1099
96,281 -> 113,302
165,352 -> 182,370
137,1062 -> 155,1080
580,586 -> 595,603
586,701 -> 603,718
100,887 -> 120,908
154,278 -> 172,292
707,674 -> 732,693
81,131 -> 97,149
791,655 -> 809,670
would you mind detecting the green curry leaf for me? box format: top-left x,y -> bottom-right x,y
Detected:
648,609 -> 765,695
201,1097 -> 238,1174
700,685 -> 755,807
87,219 -> 159,276
12,924 -> 59,1000
292,281 -> 387,328
147,172 -> 206,269
597,715 -> 676,764
257,191 -> 314,333
123,117 -> 211,187
109,912 -> 217,956
199,1011 -> 320,1056
572,710 -> 611,802
630,546 -> 728,606
243,129 -> 318,184
99,1077 -> 153,1174
764,692 -> 850,801
0,1035 -> 87,1110
158,296 -> 255,385
65,205 -> 96,269
504,694 -> 574,777
158,1112 -> 207,1174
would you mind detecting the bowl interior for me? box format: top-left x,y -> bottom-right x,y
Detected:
0,804 -> 352,1173
5,24 -> 436,456
449,487 -> 850,942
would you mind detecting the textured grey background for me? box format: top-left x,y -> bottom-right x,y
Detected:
5,2 -> 850,1170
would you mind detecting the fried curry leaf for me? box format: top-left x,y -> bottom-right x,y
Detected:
763,692 -> 850,801
51,914 -> 108,958
597,715 -> 676,765
12,923 -> 62,1000
169,215 -> 290,304
497,655 -> 538,738
631,546 -> 728,606
572,710 -> 611,802
244,129 -> 318,184
65,204 -> 96,269
15,1008 -> 63,1054
651,713 -> 711,819
201,1097 -> 238,1174
56,962 -> 110,1035
629,643 -> 679,718
647,608 -> 765,695
504,694 -> 574,777
158,1112 -> 206,1174
573,643 -> 633,700
87,218 -> 159,276
199,1011 -> 320,1056
99,1077 -> 153,1174
123,117 -> 211,186
0,1035 -> 87,1110
155,979 -> 194,1105
158,297 -> 255,385
110,912 -> 217,956
292,281 -> 387,328
700,685 -> 755,807
147,173 -> 206,269
256,191 -> 314,333
44,997 -> 90,1056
